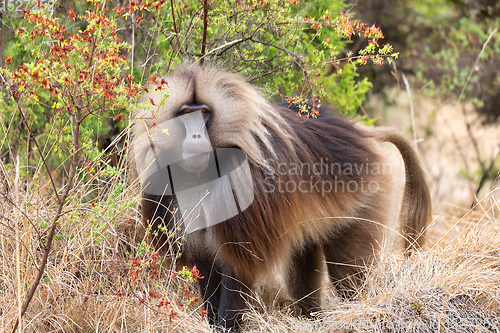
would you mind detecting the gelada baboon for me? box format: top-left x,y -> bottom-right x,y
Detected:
131,65 -> 432,331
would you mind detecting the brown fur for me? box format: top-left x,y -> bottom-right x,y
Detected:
132,65 -> 432,331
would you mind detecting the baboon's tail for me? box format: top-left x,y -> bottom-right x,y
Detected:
376,128 -> 432,253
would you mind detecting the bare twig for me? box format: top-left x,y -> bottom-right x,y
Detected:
324,53 -> 397,67
203,24 -> 264,59
131,12 -> 135,72
170,0 -> 182,55
457,28 -> 497,104
249,63 -> 293,82
200,0 -> 209,65
402,73 -> 419,154
249,38 -> 303,63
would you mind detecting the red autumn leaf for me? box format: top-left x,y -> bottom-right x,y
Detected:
112,290 -> 123,297
113,113 -> 124,124
190,265 -> 204,280
130,267 -> 140,281
200,309 -> 208,321
145,74 -> 157,84
150,269 -> 159,279
169,309 -> 178,322
68,10 -> 76,20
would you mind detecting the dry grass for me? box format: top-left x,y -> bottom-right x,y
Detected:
0,158 -> 210,332
244,197 -> 500,332
2,163 -> 499,333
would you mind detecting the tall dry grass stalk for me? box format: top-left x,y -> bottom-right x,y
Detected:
14,155 -> 22,332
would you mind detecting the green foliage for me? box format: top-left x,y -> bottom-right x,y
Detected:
421,17 -> 499,98
134,0 -> 396,114
1,0 -> 397,180
86,181 -> 137,244
1,1 -> 135,177
413,0 -> 500,122
458,157 -> 500,183
134,239 -> 152,258
318,63 -> 372,116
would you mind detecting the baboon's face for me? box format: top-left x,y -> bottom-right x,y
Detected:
133,65 -> 283,175
133,66 -> 262,234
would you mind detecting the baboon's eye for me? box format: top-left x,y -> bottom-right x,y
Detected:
177,105 -> 211,121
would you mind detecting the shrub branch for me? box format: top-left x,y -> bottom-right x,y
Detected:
10,100 -> 81,333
